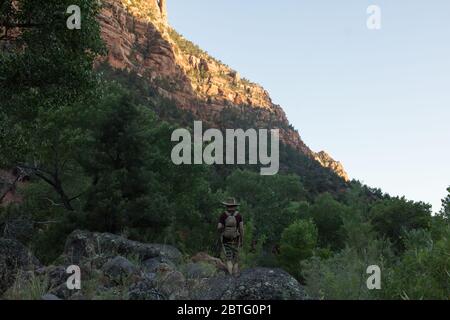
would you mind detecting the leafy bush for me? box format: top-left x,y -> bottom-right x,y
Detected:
382,228 -> 450,299
302,240 -> 393,300
309,193 -> 348,250
369,197 -> 432,251
279,219 -> 318,280
226,170 -> 306,246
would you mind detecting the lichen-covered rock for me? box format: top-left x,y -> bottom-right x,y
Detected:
128,277 -> 163,300
191,252 -> 227,272
36,265 -> 67,288
184,262 -> 218,279
63,230 -> 182,265
143,256 -> 176,273
102,256 -> 138,282
190,268 -> 308,300
0,238 -> 41,294
3,230 -> 308,301
155,270 -> 189,300
34,265 -> 69,299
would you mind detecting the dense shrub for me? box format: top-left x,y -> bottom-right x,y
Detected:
279,220 -> 318,280
369,197 -> 432,251
309,193 -> 348,251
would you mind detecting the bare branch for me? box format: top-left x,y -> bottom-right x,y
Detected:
43,197 -> 64,207
34,220 -> 61,225
69,190 -> 88,202
34,171 -> 57,188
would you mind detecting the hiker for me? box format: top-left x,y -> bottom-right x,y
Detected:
218,198 -> 244,275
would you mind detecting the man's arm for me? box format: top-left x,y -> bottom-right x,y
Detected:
218,213 -> 225,233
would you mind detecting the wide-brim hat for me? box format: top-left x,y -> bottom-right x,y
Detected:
221,197 -> 240,207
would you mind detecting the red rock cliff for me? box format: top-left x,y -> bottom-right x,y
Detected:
97,0 -> 349,181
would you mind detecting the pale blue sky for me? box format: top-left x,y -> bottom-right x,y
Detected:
168,0 -> 450,212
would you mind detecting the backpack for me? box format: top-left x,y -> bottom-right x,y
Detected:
222,211 -> 240,240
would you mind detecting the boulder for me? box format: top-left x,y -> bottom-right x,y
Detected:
155,270 -> 189,300
35,265 -> 71,300
36,265 -> 67,289
190,268 -> 308,300
102,256 -> 138,282
0,238 -> 41,294
184,262 -> 217,279
143,256 -> 176,273
191,252 -> 227,272
63,230 -> 182,265
128,278 -> 163,300
12,230 -> 309,301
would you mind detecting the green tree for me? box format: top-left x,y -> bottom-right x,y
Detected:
0,0 -> 104,210
383,228 -> 450,299
79,83 -> 220,248
81,91 -> 159,233
279,219 -> 318,280
369,197 -> 432,251
226,170 -> 306,246
302,239 -> 393,300
309,193 -> 348,250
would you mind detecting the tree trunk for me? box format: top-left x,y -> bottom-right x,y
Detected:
54,181 -> 74,211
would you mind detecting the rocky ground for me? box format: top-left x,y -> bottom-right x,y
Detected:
0,230 -> 308,300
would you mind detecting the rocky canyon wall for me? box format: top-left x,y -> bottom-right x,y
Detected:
97,0 -> 349,181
